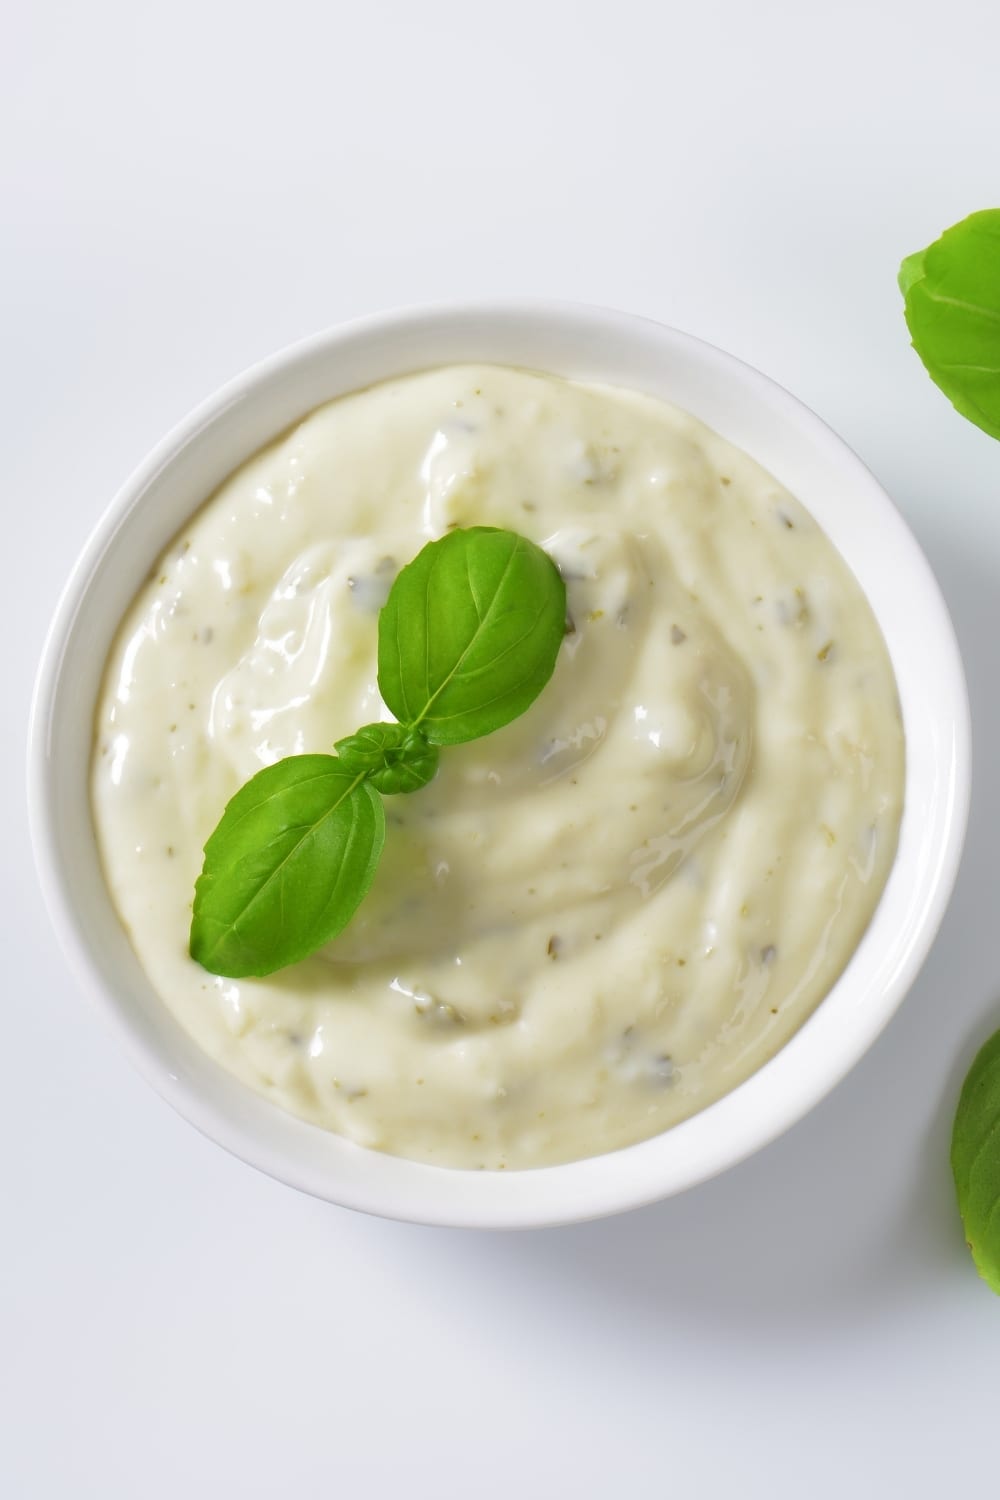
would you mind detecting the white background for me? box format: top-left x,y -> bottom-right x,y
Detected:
4,1 -> 1000,1494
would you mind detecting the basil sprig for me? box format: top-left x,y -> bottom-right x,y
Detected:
899,209 -> 1000,442
189,527 -> 566,978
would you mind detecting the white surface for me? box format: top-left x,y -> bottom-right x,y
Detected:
4,0 -> 999,1491
30,302 -> 968,1225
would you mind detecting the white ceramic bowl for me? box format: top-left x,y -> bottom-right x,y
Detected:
29,302 -> 970,1228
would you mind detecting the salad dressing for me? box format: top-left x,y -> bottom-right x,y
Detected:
91,366 -> 904,1167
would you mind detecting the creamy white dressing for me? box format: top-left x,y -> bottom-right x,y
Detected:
91,366 -> 904,1168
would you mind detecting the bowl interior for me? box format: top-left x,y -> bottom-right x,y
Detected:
29,304 -> 970,1227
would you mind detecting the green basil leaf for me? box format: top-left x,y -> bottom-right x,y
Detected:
190,756 -> 385,978
951,1027 -> 1000,1294
334,722 -> 439,794
899,209 -> 1000,441
377,527 -> 567,745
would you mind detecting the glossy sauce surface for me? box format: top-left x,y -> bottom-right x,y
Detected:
91,366 -> 904,1167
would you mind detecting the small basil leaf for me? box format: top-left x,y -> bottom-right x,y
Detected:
951,1027 -> 1000,1294
190,756 -> 385,978
377,527 -> 566,746
334,722 -> 439,794
899,209 -> 1000,442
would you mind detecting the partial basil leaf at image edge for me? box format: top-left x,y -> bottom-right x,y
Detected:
951,1027 -> 1000,1294
190,756 -> 386,978
377,526 -> 567,746
897,248 -> 927,299
334,721 -> 440,794
899,208 -> 1000,442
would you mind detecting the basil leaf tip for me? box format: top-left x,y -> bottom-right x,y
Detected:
190,526 -> 566,977
951,1027 -> 1000,1295
899,208 -> 1000,442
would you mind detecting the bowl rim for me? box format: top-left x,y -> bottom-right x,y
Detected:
27,298 -> 972,1228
